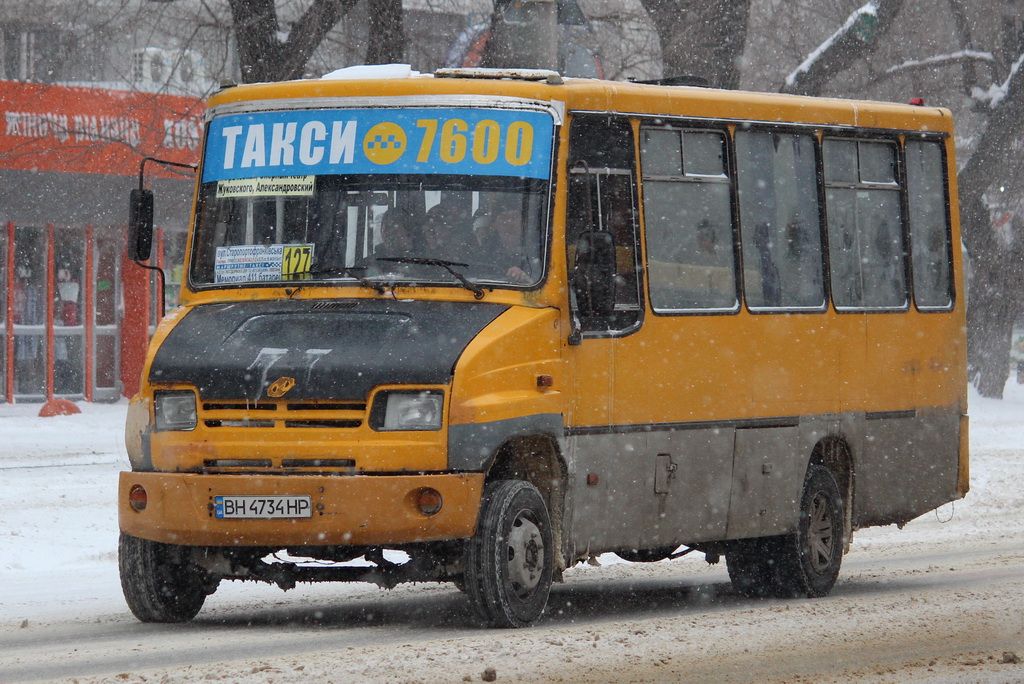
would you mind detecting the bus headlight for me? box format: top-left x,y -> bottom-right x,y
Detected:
373,391 -> 443,431
154,390 -> 198,431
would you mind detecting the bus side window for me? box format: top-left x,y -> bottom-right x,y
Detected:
566,115 -> 642,334
824,138 -> 907,310
640,127 -> 737,312
736,130 -> 825,310
905,140 -> 953,310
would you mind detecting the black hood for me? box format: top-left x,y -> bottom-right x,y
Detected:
149,299 -> 508,401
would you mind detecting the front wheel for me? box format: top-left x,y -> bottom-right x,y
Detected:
462,480 -> 554,628
119,533 -> 214,623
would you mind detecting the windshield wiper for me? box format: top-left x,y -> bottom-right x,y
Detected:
376,257 -> 486,299
298,266 -> 386,295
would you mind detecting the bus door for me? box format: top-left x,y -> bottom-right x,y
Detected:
564,115 -> 648,553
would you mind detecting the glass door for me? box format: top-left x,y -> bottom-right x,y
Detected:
54,227 -> 85,398
92,232 -> 121,401
13,226 -> 47,400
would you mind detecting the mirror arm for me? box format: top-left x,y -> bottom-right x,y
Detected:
136,155 -> 198,192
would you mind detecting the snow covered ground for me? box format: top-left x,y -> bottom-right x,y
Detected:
1,384 -> 1022,682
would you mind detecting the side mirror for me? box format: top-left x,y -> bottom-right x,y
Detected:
128,188 -> 154,262
573,230 -> 616,317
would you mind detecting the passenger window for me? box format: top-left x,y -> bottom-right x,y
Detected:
566,116 -> 642,334
823,139 -> 857,184
683,132 -> 726,176
736,130 -> 825,310
641,129 -> 683,176
906,140 -> 953,309
640,127 -> 737,312
824,139 -> 907,310
859,142 -> 898,184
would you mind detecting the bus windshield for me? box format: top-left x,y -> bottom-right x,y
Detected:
189,105 -> 555,290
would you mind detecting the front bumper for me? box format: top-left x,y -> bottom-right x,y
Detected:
118,471 -> 484,547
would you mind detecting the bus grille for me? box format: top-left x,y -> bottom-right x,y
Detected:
201,401 -> 366,429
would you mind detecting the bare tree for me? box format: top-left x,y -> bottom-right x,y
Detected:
227,0 -> 360,82
779,0 -> 906,95
959,53 -> 1024,397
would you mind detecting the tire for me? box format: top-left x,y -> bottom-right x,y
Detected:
119,532 -> 212,623
726,465 -> 844,599
775,464 -> 845,598
462,480 -> 554,628
726,537 -> 782,598
616,546 -> 677,563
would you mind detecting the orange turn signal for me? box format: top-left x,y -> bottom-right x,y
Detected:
128,484 -> 148,512
417,488 -> 443,516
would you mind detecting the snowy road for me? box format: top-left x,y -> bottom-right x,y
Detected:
1,389 -> 1023,683
2,541 -> 1023,682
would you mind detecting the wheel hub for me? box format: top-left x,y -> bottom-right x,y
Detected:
807,492 -> 835,572
506,513 -> 544,597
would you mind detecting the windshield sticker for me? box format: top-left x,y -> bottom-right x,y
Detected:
214,243 -> 314,283
216,175 -> 315,198
202,108 -> 554,183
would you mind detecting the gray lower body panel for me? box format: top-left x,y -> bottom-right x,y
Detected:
563,405 -> 962,559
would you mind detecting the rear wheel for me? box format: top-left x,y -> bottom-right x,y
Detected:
726,537 -> 781,598
776,464 -> 844,598
726,465 -> 844,599
119,533 -> 214,623
462,480 -> 553,628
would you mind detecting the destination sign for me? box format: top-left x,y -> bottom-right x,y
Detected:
202,107 -> 554,182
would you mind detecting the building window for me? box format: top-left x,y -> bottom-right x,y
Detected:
1,24 -> 81,82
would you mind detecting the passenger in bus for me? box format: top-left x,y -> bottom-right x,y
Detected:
423,204 -> 453,254
477,207 -> 533,284
649,217 -> 736,308
470,206 -> 494,247
753,221 -> 782,307
378,206 -> 422,257
423,203 -> 478,260
785,217 -> 824,306
692,219 -> 722,265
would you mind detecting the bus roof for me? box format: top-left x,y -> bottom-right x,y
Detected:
207,68 -> 954,137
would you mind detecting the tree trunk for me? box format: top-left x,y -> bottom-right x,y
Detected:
955,52 -> 1024,397
228,0 -> 358,83
366,0 -> 406,65
638,0 -> 752,89
962,191 -> 1024,399
480,0 -> 558,70
967,269 -> 1014,398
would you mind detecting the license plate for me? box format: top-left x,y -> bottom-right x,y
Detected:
214,495 -> 312,519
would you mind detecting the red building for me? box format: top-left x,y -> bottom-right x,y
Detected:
1,80 -> 203,403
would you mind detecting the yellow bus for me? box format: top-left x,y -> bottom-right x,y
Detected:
119,66 -> 968,628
